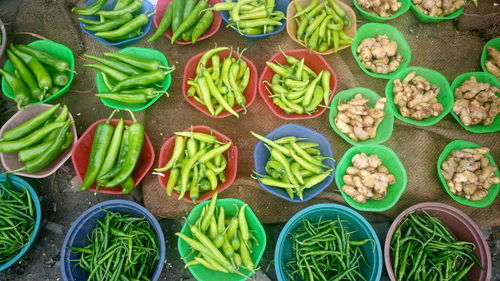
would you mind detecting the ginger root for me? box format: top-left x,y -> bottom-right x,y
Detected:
341,153 -> 395,203
357,0 -> 402,17
412,0 -> 464,17
453,76 -> 499,126
485,46 -> 500,78
441,147 -> 499,201
356,35 -> 403,74
392,71 -> 443,120
334,94 -> 386,142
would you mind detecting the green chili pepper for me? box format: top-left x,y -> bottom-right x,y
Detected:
97,118 -> 125,179
171,0 -> 184,33
171,0 -> 209,43
114,0 -> 131,10
10,46 -> 52,91
147,2 -> 174,42
104,52 -> 168,72
72,0 -> 107,15
111,70 -> 166,92
97,0 -> 142,18
78,17 -> 101,25
156,135 -> 185,172
199,142 -> 231,164
6,49 -> 43,101
174,131 -> 219,143
84,54 -> 142,76
0,122 -> 65,153
97,128 -> 129,183
85,63 -> 129,82
84,13 -> 134,32
96,92 -> 160,104
95,14 -> 148,39
16,45 -> 72,73
1,104 -> 60,141
191,10 -> 214,43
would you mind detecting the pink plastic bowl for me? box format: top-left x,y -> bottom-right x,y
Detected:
384,202 -> 492,281
258,49 -> 337,120
153,0 -> 222,45
0,104 -> 77,178
156,125 -> 238,203
182,48 -> 258,118
72,119 -> 155,194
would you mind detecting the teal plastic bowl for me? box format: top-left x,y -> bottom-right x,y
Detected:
353,0 -> 411,22
0,174 -> 41,271
275,204 -> 382,281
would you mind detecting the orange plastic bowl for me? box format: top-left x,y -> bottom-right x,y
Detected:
182,49 -> 258,118
153,0 -> 222,45
258,49 -> 337,120
72,119 -> 155,194
156,125 -> 238,203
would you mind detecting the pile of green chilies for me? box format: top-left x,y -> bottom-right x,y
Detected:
155,130 -> 231,202
74,0 -> 150,43
293,0 -> 353,53
84,51 -> 174,105
149,0 -> 215,43
80,110 -> 144,194
176,194 -> 257,277
251,131 -> 333,200
0,104 -> 74,174
264,50 -> 332,115
187,46 -> 250,118
390,212 -> 483,281
0,44 -> 72,109
285,218 -> 371,281
0,178 -> 36,264
68,210 -> 159,281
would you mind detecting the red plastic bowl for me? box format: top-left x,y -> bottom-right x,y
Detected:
258,49 -> 338,120
384,202 -> 492,281
153,0 -> 222,45
156,125 -> 238,203
182,49 -> 258,118
72,119 -> 155,194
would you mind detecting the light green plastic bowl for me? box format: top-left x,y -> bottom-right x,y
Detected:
335,145 -> 408,212
351,23 -> 412,79
353,0 -> 411,22
410,0 -> 465,23
450,72 -> 499,133
385,66 -> 453,126
328,87 -> 394,146
178,198 -> 266,281
2,40 -> 75,104
437,140 -> 500,208
95,47 -> 171,111
480,37 -> 500,76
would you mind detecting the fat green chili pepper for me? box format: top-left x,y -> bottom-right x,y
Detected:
52,71 -> 70,87
95,14 -> 149,39
147,2 -> 174,42
97,128 -> 129,183
97,118 -> 125,179
97,0 -> 142,18
111,70 -> 166,92
191,10 -> 214,43
83,13 -> 134,32
1,104 -> 60,141
171,0 -> 209,43
121,176 -> 135,194
0,122 -> 65,153
171,0 -> 184,33
16,45 -> 72,73
18,132 -> 73,163
72,0 -> 107,15
6,49 -> 43,101
10,46 -> 52,91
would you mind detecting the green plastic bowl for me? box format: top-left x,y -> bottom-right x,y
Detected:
385,66 -> 453,126
410,0 -> 465,23
351,23 -> 412,79
353,0 -> 411,22
335,145 -> 408,212
437,140 -> 500,208
328,87 -> 394,146
178,198 -> 266,281
95,47 -> 171,111
450,72 -> 499,133
2,40 -> 75,104
480,37 -> 500,76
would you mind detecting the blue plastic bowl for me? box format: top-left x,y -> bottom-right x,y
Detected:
220,0 -> 288,39
78,0 -> 154,47
253,124 -> 335,202
0,174 -> 41,271
60,200 -> 166,281
275,204 -> 383,281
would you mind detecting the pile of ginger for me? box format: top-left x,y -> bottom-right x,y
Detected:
412,0 -> 465,17
485,46 -> 500,78
441,147 -> 499,201
341,153 -> 395,203
453,76 -> 499,126
357,0 -> 402,17
334,94 -> 386,142
357,35 -> 402,74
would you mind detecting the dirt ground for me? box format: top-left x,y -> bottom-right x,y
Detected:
0,0 -> 499,280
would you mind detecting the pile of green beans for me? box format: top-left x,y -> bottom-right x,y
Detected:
251,131 -> 333,200
84,51 -> 174,105
187,46 -> 250,118
0,104 -> 74,174
293,0 -> 353,52
0,178 -> 36,264
285,218 -> 371,281
74,0 -> 150,43
80,110 -> 144,194
155,130 -> 232,202
176,194 -> 257,277
390,212 -> 482,281
148,0 -> 215,43
68,210 -> 159,281
0,44 -> 72,109
264,50 -> 332,115
213,0 -> 285,36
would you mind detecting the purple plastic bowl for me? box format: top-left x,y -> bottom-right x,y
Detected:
384,202 -> 491,281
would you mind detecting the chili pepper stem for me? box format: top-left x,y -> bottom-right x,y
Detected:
125,109 -> 137,122
107,109 -> 119,121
